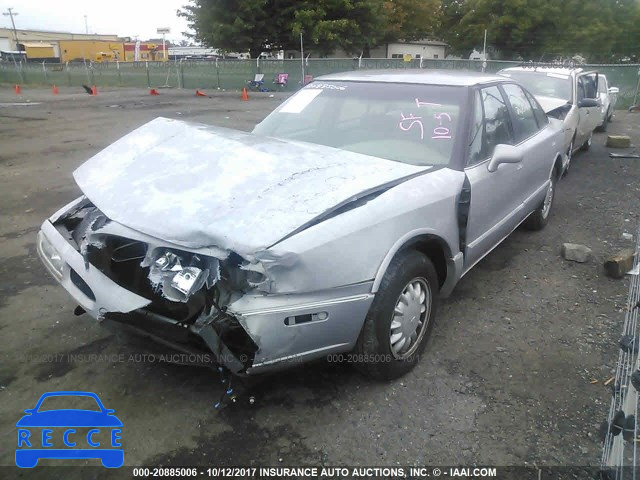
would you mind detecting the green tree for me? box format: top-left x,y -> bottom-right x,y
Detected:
455,0 -> 564,59
179,0 -> 446,58
180,0 -> 391,58
178,0 -> 300,58
438,0 -> 640,61
438,0 -> 466,54
381,0 -> 442,43
292,0 -> 386,56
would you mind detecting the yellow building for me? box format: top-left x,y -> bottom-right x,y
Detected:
0,27 -> 121,52
58,40 -> 125,63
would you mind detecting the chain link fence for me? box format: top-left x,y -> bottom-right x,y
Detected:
2,58 -> 640,108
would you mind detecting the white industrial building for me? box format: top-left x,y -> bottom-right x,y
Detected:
285,39 -> 448,59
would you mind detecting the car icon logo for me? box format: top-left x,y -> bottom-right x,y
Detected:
15,391 -> 123,468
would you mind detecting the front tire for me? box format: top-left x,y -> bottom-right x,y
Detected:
563,136 -> 575,176
597,109 -> 610,132
354,250 -> 438,380
580,131 -> 593,151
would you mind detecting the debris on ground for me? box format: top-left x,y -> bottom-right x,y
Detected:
606,135 -> 632,148
622,233 -> 634,241
609,152 -> 640,158
561,243 -> 592,263
604,248 -> 636,278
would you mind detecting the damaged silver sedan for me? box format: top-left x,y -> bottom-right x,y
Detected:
38,70 -> 565,379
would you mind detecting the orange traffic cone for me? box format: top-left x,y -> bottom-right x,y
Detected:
14,84 -> 21,94
195,89 -> 207,97
149,88 -> 159,96
52,85 -> 59,95
91,85 -> 97,96
241,87 -> 249,101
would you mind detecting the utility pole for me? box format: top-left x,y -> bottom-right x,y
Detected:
300,31 -> 304,84
3,8 -> 19,51
482,29 -> 487,73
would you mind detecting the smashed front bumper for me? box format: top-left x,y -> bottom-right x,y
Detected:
38,218 -> 374,375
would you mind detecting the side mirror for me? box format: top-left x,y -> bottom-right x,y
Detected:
487,144 -> 523,173
578,98 -> 599,108
608,87 -> 619,94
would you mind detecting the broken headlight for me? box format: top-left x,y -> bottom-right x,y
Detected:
143,250 -> 220,303
37,231 -> 65,280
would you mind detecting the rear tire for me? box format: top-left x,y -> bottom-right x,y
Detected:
354,250 -> 438,380
524,169 -> 557,231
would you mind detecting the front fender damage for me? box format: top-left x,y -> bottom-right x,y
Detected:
51,172 -> 394,375
52,198 -> 301,374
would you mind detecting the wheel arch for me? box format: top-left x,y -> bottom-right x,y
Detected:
553,154 -> 564,179
372,230 -> 457,294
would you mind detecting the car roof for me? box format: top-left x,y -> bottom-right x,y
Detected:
315,69 -> 507,87
499,66 -> 585,76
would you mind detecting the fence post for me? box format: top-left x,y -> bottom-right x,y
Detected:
179,59 -> 185,89
117,60 -> 122,86
215,57 -> 220,89
66,61 -> 71,86
42,61 -> 48,84
146,61 -> 150,88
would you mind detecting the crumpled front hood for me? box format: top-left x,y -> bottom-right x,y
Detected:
535,95 -> 571,114
73,117 -> 428,255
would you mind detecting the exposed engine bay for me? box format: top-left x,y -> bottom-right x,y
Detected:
53,198 -> 260,372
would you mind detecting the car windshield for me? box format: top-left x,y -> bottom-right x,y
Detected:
37,395 -> 101,412
501,71 -> 572,102
253,81 -> 464,166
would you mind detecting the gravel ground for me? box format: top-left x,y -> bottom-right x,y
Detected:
1,86 -> 639,479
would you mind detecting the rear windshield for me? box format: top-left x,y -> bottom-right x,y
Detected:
253,81 -> 464,166
500,71 -> 572,102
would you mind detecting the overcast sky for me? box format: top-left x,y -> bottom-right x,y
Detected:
0,0 -> 193,42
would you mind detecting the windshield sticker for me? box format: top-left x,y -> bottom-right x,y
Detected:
399,99 -> 454,141
415,99 -> 442,108
312,83 -> 347,90
280,89 -> 323,114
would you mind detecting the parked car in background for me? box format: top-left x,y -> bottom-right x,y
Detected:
596,74 -> 619,131
37,71 -> 565,380
498,66 -> 601,173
